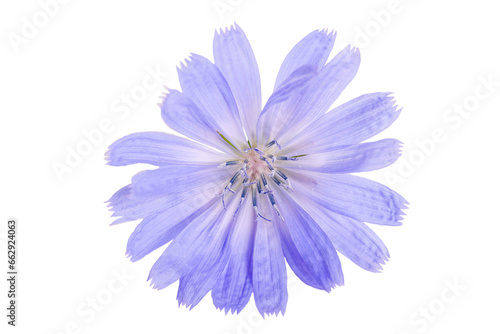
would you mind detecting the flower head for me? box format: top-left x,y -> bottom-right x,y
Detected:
106,24 -> 408,316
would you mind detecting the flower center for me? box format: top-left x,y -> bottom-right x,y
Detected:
245,149 -> 267,181
217,141 -> 300,222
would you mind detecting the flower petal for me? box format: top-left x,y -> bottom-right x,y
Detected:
161,89 -> 237,154
107,184 -> 171,225
278,139 -> 402,173
252,199 -> 288,316
108,164 -> 233,225
272,187 -> 344,291
178,54 -> 246,147
282,93 -> 401,154
126,199 -> 218,262
213,24 -> 261,143
288,170 -> 408,226
106,132 -> 227,166
256,65 -> 317,147
174,193 -> 242,309
130,164 -> 234,199
318,213 -> 390,272
147,201 -> 226,290
274,29 -> 335,89
212,198 -> 255,314
147,190 -> 241,295
277,46 -> 361,143
290,192 -> 390,272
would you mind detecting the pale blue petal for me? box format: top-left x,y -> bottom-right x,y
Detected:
126,199 -> 217,262
259,29 -> 336,147
283,93 -> 401,154
106,132 -> 227,166
282,189 -> 390,272
130,164 -> 235,198
272,187 -> 344,291
256,65 -> 317,147
147,199 -> 229,291
107,185 -> 171,225
214,24 -> 261,143
178,54 -> 246,147
274,29 -> 335,89
161,89 -> 237,154
108,165 -> 234,224
318,213 -> 390,272
288,170 -> 408,226
278,139 -> 402,173
277,46 -> 361,143
125,164 -> 232,259
212,199 -> 255,314
175,193 -> 243,309
252,200 -> 288,316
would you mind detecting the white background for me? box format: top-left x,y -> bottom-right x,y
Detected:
1,0 -> 499,333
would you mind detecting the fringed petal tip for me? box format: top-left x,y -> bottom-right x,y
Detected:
214,304 -> 248,315
258,307 -> 287,318
147,273 -> 163,290
177,300 -> 197,311
214,22 -> 241,36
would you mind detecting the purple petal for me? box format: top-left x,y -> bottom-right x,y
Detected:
319,213 -> 390,272
130,164 -> 234,198
272,187 -> 344,291
107,185 -> 171,225
147,199 -> 229,291
175,192 -> 245,309
279,139 -> 402,173
256,65 -> 317,147
277,46 -> 361,143
283,93 -> 401,153
289,170 -> 408,226
126,199 -> 218,262
108,164 -> 233,224
274,29 -> 335,89
161,89 -> 237,154
252,200 -> 288,317
106,132 -> 227,166
178,54 -> 246,147
292,194 -> 390,272
212,199 -> 255,314
213,24 -> 261,143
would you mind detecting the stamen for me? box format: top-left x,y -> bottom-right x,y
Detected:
253,148 -> 265,156
252,186 -> 271,221
221,171 -> 241,209
275,156 -> 298,161
267,192 -> 284,221
219,142 -> 297,217
270,175 -> 281,186
240,159 -> 249,178
234,186 -> 248,217
260,174 -> 273,194
244,147 -> 265,156
243,180 -> 257,186
217,160 -> 239,168
268,168 -> 292,191
275,169 -> 293,190
266,140 -> 282,150
264,159 -> 274,171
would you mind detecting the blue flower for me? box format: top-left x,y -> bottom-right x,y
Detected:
106,24 -> 408,317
